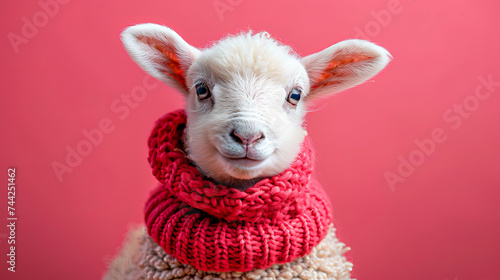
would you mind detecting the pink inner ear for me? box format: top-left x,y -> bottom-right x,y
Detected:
137,36 -> 187,91
311,53 -> 372,90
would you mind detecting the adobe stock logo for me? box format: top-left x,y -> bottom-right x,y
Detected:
213,0 -> 244,22
354,0 -> 404,40
385,74 -> 500,192
51,75 -> 159,182
7,0 -> 70,54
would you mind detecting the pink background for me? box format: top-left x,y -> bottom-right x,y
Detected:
1,0 -> 500,279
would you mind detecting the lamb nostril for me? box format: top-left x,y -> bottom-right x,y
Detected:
230,131 -> 264,145
247,133 -> 263,145
230,131 -> 244,144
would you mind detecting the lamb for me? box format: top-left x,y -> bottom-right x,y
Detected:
104,23 -> 390,280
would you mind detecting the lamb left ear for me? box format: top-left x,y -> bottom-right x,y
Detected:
121,23 -> 200,95
301,39 -> 391,99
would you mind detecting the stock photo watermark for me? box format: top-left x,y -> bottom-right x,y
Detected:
7,0 -> 70,54
213,0 -> 244,22
51,75 -> 159,182
385,74 -> 500,192
5,168 -> 17,272
353,0 -> 418,40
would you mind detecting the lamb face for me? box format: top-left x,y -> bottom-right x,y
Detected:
184,33 -> 309,182
121,24 -> 391,184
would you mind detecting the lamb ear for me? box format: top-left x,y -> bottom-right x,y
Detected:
121,23 -> 200,94
301,39 -> 391,99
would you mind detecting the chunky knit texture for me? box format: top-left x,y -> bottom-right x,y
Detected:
145,110 -> 333,272
103,226 -> 354,280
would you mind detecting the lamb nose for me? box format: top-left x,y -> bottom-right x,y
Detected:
230,131 -> 264,145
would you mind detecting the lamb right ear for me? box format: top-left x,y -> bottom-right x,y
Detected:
121,23 -> 200,94
301,39 -> 391,100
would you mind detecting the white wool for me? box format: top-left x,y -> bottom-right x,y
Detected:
121,24 -> 390,184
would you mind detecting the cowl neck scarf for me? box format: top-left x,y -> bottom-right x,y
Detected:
145,109 -> 332,272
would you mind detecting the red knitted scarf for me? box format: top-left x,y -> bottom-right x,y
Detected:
145,109 -> 332,272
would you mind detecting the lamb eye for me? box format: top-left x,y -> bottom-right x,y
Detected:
287,88 -> 302,105
196,83 -> 211,100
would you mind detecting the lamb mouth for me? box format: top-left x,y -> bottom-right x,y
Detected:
220,154 -> 266,169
